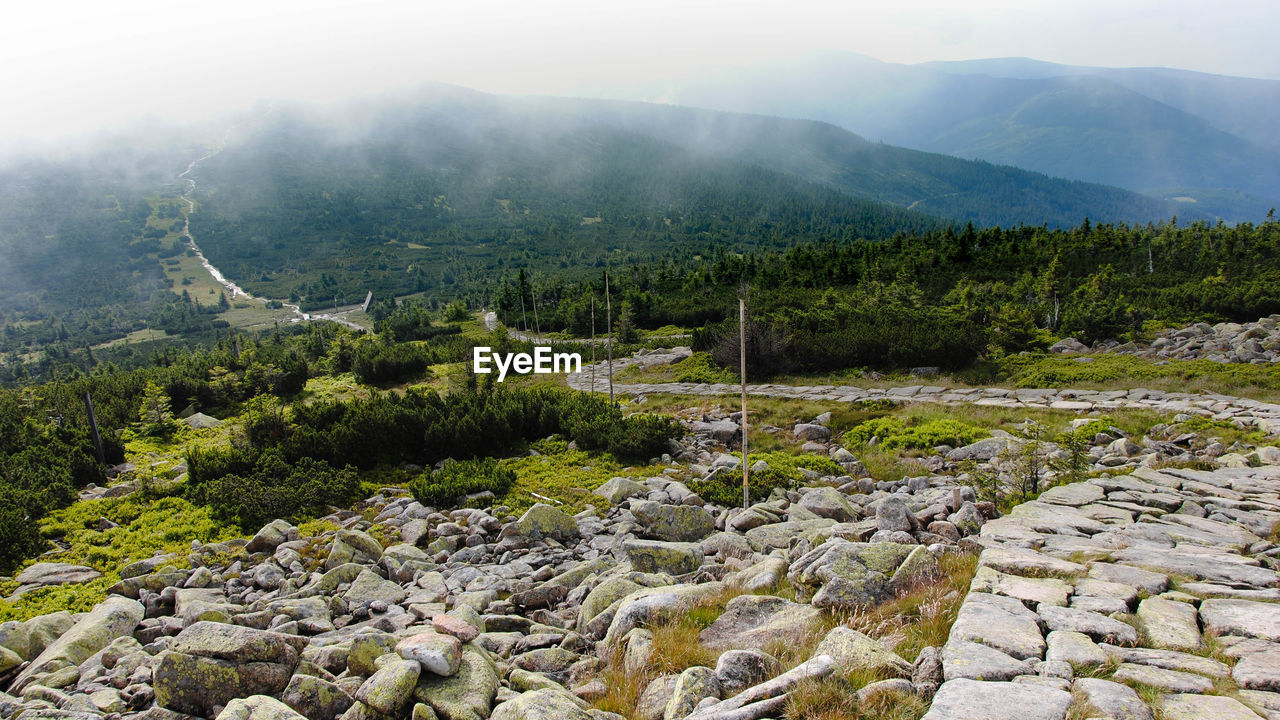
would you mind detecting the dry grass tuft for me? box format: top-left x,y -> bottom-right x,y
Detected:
842,551 -> 980,662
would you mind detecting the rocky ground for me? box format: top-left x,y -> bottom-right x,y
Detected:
1050,315 -> 1280,364
6,356 -> 1280,720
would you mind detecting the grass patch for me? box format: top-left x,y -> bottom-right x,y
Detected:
0,494 -> 239,621
844,416 -> 989,450
1173,415 -> 1272,447
500,445 -> 675,515
618,352 -> 739,384
786,676 -> 927,720
983,353 -> 1280,402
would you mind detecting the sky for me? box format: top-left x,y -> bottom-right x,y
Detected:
2,0 -> 1277,147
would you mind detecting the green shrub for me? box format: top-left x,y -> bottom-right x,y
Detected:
844,417 -> 988,450
351,339 -> 431,384
201,450 -> 361,529
410,458 -> 516,507
691,451 -> 842,506
603,413 -> 684,460
672,353 -> 738,384
0,485 -> 47,574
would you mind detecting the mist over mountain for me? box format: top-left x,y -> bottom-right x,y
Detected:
0,81 -> 1229,353
637,51 -> 1280,220
187,85 -> 1196,307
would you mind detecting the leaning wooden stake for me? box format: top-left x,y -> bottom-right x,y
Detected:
605,272 -> 614,406
740,298 -> 749,510
531,287 -> 541,336
83,392 -> 105,465
590,296 -> 597,393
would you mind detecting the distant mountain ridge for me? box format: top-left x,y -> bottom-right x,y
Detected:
633,52 -> 1280,220
922,57 -> 1280,151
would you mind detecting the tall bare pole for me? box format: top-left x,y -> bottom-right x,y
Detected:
518,292 -> 528,333
739,298 -> 749,509
531,286 -> 541,336
605,272 -> 614,406
590,296 -> 597,393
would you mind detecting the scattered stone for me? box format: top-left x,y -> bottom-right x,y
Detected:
490,688 -> 592,720
397,632 -> 463,677
356,660 -> 420,715
699,595 -> 820,651
623,540 -> 704,576
632,501 -> 715,543
815,627 -> 912,679
514,504 -> 580,543
713,650 -> 780,697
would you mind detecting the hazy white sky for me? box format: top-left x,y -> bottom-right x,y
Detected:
2,0 -> 1276,146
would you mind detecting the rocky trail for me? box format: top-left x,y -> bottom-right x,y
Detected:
571,347 -> 1280,438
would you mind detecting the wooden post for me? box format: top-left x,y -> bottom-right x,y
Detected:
605,272 -> 614,406
740,298 -> 749,509
590,296 -> 597,394
84,392 -> 105,465
531,288 -> 541,336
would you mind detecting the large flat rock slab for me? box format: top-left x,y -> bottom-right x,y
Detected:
1112,548 -> 1277,588
1160,693 -> 1265,720
921,679 -> 1072,720
698,594 -> 821,651
948,592 -> 1046,660
1201,599 -> 1280,641
14,562 -> 102,587
1136,597 -> 1201,652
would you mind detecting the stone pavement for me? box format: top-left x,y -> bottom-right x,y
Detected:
922,464 -> 1280,720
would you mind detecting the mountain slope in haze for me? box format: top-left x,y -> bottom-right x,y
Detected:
553,97 -> 1185,228
190,85 -> 1206,309
645,52 -> 1280,219
190,86 -> 941,310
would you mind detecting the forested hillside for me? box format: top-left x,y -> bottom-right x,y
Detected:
190,91 -> 937,311
0,83 -> 1245,367
0,154 -> 226,357
504,215 -> 1280,371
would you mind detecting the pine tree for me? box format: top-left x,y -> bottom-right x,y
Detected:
138,380 -> 178,438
